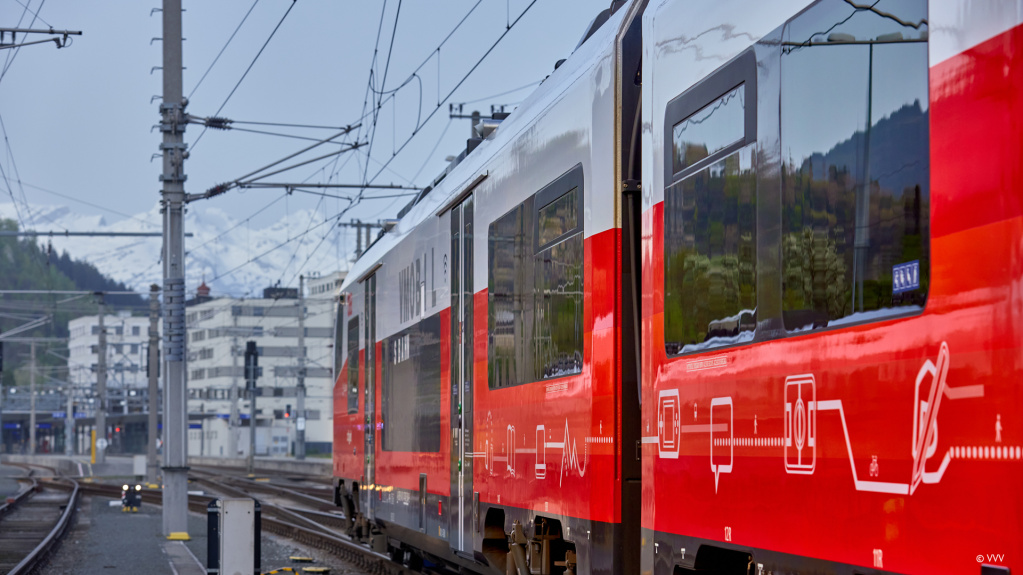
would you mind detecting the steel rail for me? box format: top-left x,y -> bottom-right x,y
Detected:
3,464 -> 80,575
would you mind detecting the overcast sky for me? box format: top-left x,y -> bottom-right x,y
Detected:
1,0 -> 609,257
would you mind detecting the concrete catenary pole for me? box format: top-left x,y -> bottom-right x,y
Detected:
147,284 -> 161,483
96,299 -> 107,464
65,384 -> 73,456
160,0 -> 189,538
228,311 -> 239,459
29,341 -> 36,454
296,275 -> 306,460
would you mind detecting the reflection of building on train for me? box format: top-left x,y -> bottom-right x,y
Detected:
333,1 -> 1023,574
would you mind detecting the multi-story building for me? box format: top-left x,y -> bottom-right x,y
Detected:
184,274 -> 341,458
66,310 -> 159,454
67,310 -> 156,417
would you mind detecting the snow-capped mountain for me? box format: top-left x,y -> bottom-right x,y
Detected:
0,201 -> 354,297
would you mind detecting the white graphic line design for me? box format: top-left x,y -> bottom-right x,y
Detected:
709,397 -> 733,493
682,423 -> 728,434
816,399 -> 911,494
951,445 -> 1023,460
641,436 -> 659,444
944,384 -> 984,399
558,419 -> 589,487
714,437 -> 784,447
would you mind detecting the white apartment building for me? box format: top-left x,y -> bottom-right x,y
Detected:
185,274 -> 342,458
67,311 -> 156,417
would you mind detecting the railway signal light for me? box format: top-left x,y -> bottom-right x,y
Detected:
244,341 -> 259,387
284,404 -> 291,419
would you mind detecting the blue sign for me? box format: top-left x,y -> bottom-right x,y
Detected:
3,423 -> 19,429
893,260 -> 920,294
37,423 -> 51,429
52,411 -> 65,419
188,423 -> 202,429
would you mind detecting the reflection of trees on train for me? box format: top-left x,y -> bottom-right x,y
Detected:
534,242 -> 584,378
781,101 -> 930,329
488,185 -> 584,387
664,152 -> 756,353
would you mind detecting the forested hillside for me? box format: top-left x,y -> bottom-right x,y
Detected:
0,219 -> 145,388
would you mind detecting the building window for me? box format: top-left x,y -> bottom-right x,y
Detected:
132,326 -> 140,336
779,0 -> 929,331
130,344 -> 139,354
91,325 -> 99,335
488,165 -> 584,388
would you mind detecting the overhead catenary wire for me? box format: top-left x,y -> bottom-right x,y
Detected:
0,0 -> 46,83
0,112 -> 31,230
188,0 -> 261,100
234,0 -> 538,283
10,0 -> 52,28
452,78 -> 541,106
349,0 -> 542,211
191,0 -> 298,151
0,178 -> 158,229
198,0 -> 540,288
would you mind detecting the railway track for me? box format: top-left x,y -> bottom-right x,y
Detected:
0,464 -> 80,575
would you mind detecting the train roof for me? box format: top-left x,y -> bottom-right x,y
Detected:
340,2 -> 632,294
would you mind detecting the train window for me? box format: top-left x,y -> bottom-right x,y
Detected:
334,305 -> 344,383
780,0 -> 929,331
489,165 -> 584,388
672,85 -> 745,174
663,51 -> 757,356
537,187 -> 579,247
346,317 -> 359,415
380,315 -> 442,452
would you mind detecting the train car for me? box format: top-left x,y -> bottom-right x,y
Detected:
332,0 -> 1023,572
641,0 -> 1023,573
332,2 -> 645,573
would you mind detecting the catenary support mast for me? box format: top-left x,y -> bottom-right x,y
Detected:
160,0 -> 189,539
147,284 -> 161,483
95,299 -> 107,464
296,275 -> 306,460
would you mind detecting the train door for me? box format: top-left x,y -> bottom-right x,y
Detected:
449,195 -> 474,555
363,274 -> 377,520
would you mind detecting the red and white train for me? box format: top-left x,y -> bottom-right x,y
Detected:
332,0 -> 1023,573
